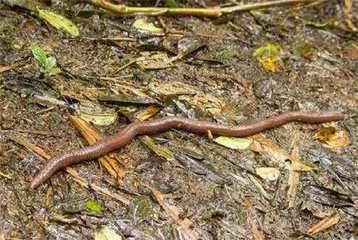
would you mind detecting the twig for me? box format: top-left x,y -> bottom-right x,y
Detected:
0,60 -> 25,73
86,0 -> 322,17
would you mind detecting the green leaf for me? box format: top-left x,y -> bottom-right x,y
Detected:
165,0 -> 177,8
45,56 -> 56,69
46,67 -> 61,75
86,199 -> 102,214
94,226 -> 122,240
38,8 -> 79,37
31,44 -> 47,66
306,21 -> 328,28
31,44 -> 61,75
214,136 -> 252,150
13,43 -> 21,50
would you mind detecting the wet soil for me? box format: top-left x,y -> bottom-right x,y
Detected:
0,1 -> 357,239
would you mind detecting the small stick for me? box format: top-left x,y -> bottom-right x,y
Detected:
85,0 -> 322,17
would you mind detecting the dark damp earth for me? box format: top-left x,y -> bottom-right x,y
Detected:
0,1 -> 357,239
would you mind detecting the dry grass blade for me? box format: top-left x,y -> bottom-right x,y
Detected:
65,167 -> 89,188
142,182 -> 208,240
8,134 -> 88,187
240,195 -> 265,239
0,60 -> 25,73
7,135 -> 51,159
90,184 -> 131,205
68,115 -> 126,179
307,211 -> 340,235
287,170 -> 300,207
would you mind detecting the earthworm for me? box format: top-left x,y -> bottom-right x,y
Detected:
30,111 -> 344,189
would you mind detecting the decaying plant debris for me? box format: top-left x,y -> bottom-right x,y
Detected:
0,0 -> 357,239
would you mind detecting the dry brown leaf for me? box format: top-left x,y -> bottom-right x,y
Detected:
250,134 -> 313,171
299,202 -> 335,219
250,223 -> 265,240
307,211 -> 340,235
255,167 -> 280,181
344,0 -> 353,10
136,52 -> 175,70
51,213 -> 80,224
134,106 -> 161,121
314,125 -> 349,149
346,47 -> 358,60
148,79 -> 224,112
142,182 -> 209,240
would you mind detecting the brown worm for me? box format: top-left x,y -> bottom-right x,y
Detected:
30,111 -> 344,189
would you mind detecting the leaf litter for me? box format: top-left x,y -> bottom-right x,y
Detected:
0,0 -> 357,239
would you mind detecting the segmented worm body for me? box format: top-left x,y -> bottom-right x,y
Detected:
30,111 -> 344,189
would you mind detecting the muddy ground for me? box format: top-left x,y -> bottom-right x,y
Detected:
0,0 -> 357,239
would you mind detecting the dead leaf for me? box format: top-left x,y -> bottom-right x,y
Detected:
133,18 -> 163,33
248,174 -> 273,200
133,106 -> 161,121
136,52 -> 175,70
253,43 -> 282,72
314,125 -> 349,149
345,19 -> 358,32
140,136 -> 183,167
346,47 -> 358,60
240,195 -> 265,239
51,213 -> 80,224
214,136 -> 252,150
344,0 -> 353,10
255,167 -> 280,181
250,134 -> 314,171
76,100 -> 117,126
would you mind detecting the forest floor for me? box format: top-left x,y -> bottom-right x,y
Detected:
0,0 -> 357,239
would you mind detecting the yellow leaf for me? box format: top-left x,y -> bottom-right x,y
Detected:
77,101 -> 117,126
38,8 -> 79,37
314,125 -> 349,149
140,136 -> 183,168
214,136 -> 252,150
253,43 -> 282,72
133,19 -> 163,33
